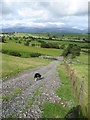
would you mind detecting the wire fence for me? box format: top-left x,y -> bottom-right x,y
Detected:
64,60 -> 87,116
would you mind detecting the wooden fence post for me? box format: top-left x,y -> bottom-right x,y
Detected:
74,75 -> 77,98
67,64 -> 68,74
66,62 -> 68,74
70,69 -> 72,81
78,77 -> 85,115
69,65 -> 71,80
68,65 -> 69,74
66,63 -> 68,73
72,70 -> 74,87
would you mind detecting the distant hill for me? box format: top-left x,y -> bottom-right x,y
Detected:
1,27 -> 88,33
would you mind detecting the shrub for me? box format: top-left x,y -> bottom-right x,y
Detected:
60,44 -> 65,49
27,40 -> 31,42
9,37 -> 12,40
31,44 -> 35,46
71,45 -> 81,56
24,41 -> 29,46
23,36 -> 26,39
49,37 -> 52,40
1,36 -> 6,43
53,35 -> 56,38
1,50 -> 8,54
62,44 -> 81,58
14,37 -> 18,40
9,52 -> 21,57
19,41 -> 21,44
38,40 -> 42,43
30,53 -> 41,57
48,43 -> 59,49
41,41 -> 59,49
41,41 -> 49,48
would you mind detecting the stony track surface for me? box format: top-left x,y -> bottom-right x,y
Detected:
1,60 -> 66,118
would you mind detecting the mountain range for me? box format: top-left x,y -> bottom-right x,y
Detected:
1,27 -> 88,33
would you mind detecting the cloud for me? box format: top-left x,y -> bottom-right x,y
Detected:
0,0 -> 89,30
1,0 -> 88,16
0,1 -> 16,15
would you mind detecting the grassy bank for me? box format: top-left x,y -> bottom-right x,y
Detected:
2,53 -> 51,78
69,52 -> 88,117
42,64 -> 77,118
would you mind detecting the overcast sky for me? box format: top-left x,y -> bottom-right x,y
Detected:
0,0 -> 89,30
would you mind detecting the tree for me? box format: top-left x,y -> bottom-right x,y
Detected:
19,41 -> 21,44
62,44 -> 81,58
60,44 -> 65,49
24,41 -> 29,46
49,37 -> 52,40
2,36 -> 6,43
41,41 -> 59,49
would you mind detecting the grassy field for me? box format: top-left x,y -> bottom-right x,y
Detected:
3,33 -> 88,49
69,52 -> 88,117
2,42 -> 63,57
2,53 -> 52,78
14,32 -> 88,40
42,39 -> 88,48
1,38 -> 63,78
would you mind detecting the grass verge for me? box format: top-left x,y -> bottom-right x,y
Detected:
41,64 -> 77,118
69,52 -> 88,117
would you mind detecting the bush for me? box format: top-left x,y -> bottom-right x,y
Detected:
41,41 -> 49,48
1,50 -> 8,54
14,37 -> 18,40
49,43 -> 59,49
19,41 -> 21,44
60,44 -> 65,49
38,40 -> 42,43
9,52 -> 21,57
9,37 -> 12,40
49,37 -> 52,40
71,45 -> 81,56
31,44 -> 35,46
62,44 -> 81,58
24,41 -> 29,46
41,41 -> 59,49
27,40 -> 31,42
1,36 -> 6,43
30,53 -> 41,57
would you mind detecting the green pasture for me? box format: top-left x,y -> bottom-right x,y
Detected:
42,39 -> 88,48
2,34 -> 88,49
6,38 -> 40,46
2,53 -> 51,78
69,52 -> 88,117
14,32 -> 88,40
2,42 -> 63,57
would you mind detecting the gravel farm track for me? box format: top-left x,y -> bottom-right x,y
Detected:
0,60 -> 68,118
